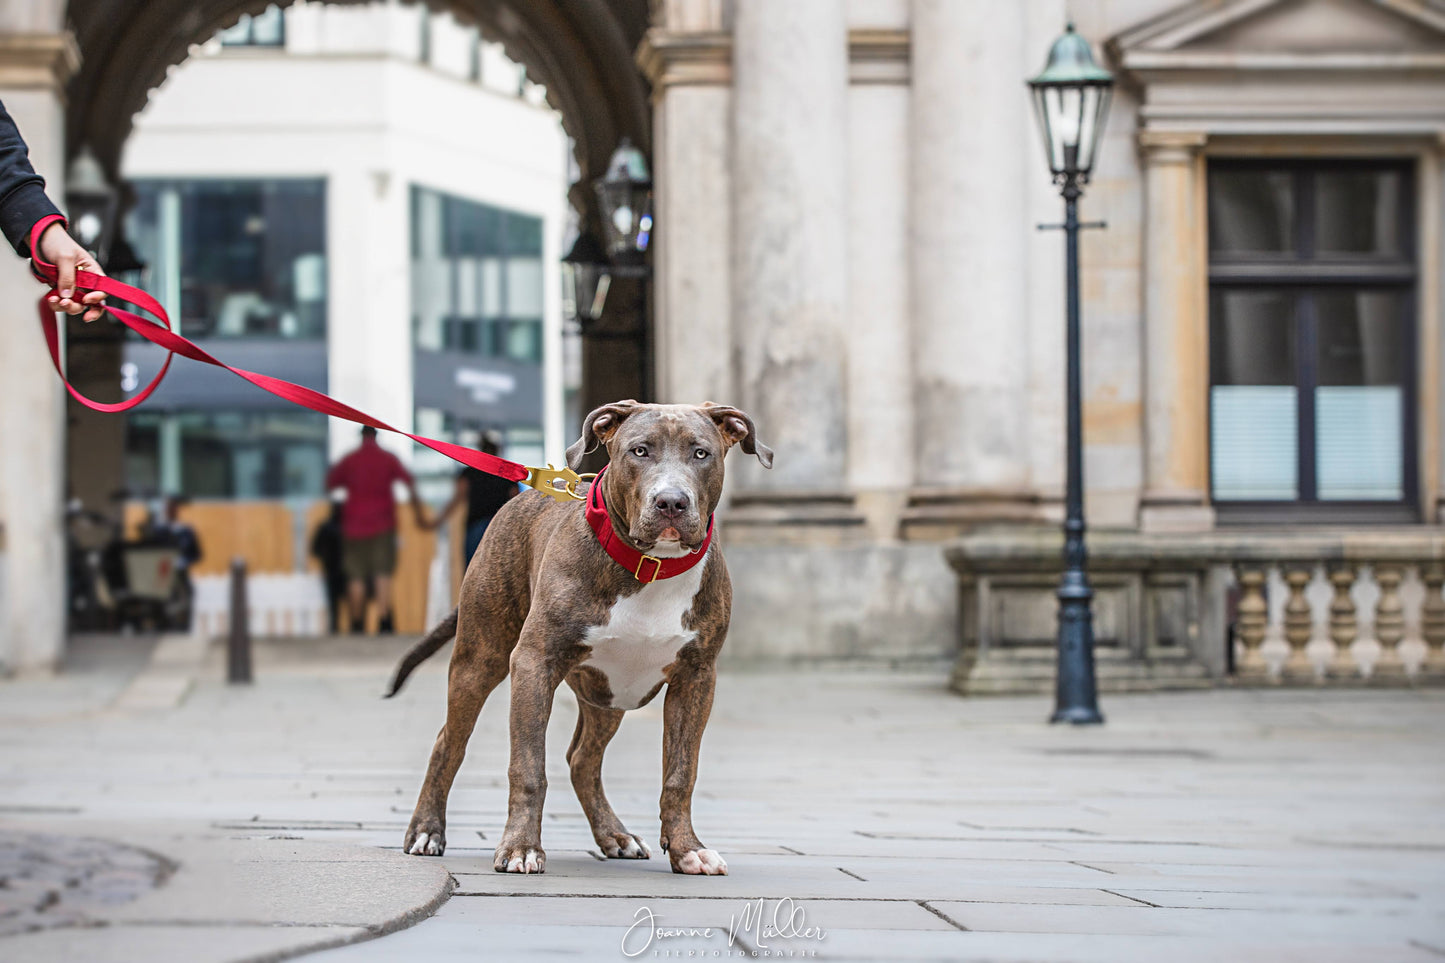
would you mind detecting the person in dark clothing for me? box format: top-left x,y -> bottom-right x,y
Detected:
143,496 -> 203,630
309,499 -> 349,633
148,496 -> 203,576
426,435 -> 519,568
0,99 -> 108,320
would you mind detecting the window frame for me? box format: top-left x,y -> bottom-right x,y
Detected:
1207,157 -> 1419,525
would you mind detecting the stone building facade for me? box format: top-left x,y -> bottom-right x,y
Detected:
4,0 -> 1445,682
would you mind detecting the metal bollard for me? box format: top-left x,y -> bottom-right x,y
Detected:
227,557 -> 253,684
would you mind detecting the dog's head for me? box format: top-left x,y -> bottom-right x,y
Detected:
566,401 -> 773,557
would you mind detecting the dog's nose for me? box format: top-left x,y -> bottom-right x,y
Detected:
654,489 -> 689,519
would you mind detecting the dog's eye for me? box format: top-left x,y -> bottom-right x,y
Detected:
632,446 -> 649,458
694,448 -> 710,460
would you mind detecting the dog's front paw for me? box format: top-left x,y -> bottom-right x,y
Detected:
404,818 -> 446,856
600,832 -> 651,859
494,844 -> 546,874
672,848 -> 727,876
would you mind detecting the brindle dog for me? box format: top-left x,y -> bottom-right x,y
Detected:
386,401 -> 772,875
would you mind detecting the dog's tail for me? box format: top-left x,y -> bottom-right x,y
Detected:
384,607 -> 458,698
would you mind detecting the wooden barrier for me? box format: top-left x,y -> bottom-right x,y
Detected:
123,498 -> 455,635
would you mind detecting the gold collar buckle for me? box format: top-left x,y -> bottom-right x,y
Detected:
634,554 -> 664,583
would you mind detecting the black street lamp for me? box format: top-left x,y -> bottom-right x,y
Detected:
594,137 -> 652,263
1028,24 -> 1113,725
561,229 -> 609,326
65,146 -> 118,267
587,137 -> 655,398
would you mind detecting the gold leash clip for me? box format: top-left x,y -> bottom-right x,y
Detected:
525,464 -> 595,503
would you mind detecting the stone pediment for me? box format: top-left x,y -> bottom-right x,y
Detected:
1108,0 -> 1445,135
1111,0 -> 1445,66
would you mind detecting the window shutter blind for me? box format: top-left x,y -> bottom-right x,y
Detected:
1211,385 -> 1298,500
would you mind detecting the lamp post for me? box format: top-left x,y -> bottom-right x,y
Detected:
1027,24 -> 1113,725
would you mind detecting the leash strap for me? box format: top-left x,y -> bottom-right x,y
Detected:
26,213 -> 566,489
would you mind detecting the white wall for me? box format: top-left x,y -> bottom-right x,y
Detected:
121,3 -> 569,468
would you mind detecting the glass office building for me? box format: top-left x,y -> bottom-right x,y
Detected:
410,185 -> 546,496
121,179 -> 330,499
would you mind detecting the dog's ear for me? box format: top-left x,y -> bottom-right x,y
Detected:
701,402 -> 774,469
566,400 -> 645,470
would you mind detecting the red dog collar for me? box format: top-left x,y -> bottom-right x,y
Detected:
585,466 -> 713,583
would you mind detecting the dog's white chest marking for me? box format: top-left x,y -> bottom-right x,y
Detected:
581,553 -> 707,710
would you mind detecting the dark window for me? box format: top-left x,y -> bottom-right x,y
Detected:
410,186 -> 543,363
218,5 -> 285,47
1207,160 -> 1415,521
125,411 -> 328,499
126,179 -> 327,340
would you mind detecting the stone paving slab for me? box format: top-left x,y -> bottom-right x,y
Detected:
0,822 -> 453,961
2,923 -> 371,963
0,635 -> 1442,961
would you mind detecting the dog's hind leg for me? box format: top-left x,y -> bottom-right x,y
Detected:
565,689 -> 650,859
403,607 -> 515,856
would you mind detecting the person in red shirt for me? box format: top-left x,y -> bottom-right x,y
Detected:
325,426 -> 428,634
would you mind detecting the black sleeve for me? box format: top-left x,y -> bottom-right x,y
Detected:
0,99 -> 63,257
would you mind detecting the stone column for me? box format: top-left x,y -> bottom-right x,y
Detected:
0,26 -> 78,673
637,7 -> 734,410
1138,130 -> 1213,532
326,165 -> 412,464
906,0 -> 1033,535
846,30 -> 913,538
1429,139 -> 1445,523
730,0 -> 848,494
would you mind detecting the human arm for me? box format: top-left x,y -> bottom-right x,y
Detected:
394,457 -> 431,529
37,223 -> 108,321
0,100 -> 60,257
424,475 -> 468,531
0,102 -> 107,321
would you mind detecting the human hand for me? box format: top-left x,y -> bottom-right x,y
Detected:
38,221 -> 107,322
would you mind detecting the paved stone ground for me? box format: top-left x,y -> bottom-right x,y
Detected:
1,634 -> 1443,962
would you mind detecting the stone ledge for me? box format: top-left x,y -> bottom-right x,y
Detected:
0,33 -> 81,91
947,525 -> 1445,573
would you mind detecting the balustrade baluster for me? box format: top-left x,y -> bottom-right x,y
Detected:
1235,566 -> 1269,679
1372,564 -> 1405,679
1282,566 -> 1314,682
1423,563 -> 1445,676
1328,565 -> 1359,678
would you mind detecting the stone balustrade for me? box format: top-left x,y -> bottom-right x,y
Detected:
945,527 -> 1445,692
1233,556 -> 1445,683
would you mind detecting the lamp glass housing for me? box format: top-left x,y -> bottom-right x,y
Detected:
594,138 -> 652,259
65,146 -> 118,263
1027,25 -> 1114,182
561,230 -> 609,323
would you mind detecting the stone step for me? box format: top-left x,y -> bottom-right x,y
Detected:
957,645 -> 1215,696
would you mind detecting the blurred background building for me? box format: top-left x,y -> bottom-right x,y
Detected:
3,0 -> 1444,693
117,1 -> 570,501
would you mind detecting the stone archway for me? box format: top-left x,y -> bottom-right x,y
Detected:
63,0 -> 656,423
0,0 -> 653,671
66,0 -> 651,215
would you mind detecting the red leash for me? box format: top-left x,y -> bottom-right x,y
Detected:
29,213 -> 535,484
